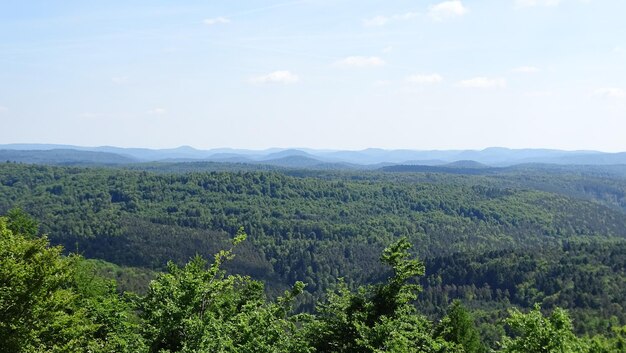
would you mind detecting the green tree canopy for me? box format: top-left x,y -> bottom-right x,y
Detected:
0,216 -> 145,353
500,304 -> 586,353
434,300 -> 485,353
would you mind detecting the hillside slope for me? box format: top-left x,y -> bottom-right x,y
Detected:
2,164 -> 626,298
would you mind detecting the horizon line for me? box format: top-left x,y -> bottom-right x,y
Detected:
2,143 -> 623,154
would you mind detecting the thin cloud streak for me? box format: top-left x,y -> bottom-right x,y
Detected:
250,71 -> 300,84
334,56 -> 385,68
203,17 -> 230,25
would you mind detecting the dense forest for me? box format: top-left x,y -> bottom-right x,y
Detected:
2,162 -> 626,351
2,211 -> 626,352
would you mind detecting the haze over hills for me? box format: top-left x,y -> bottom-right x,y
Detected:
3,144 -> 626,168
0,149 -> 138,165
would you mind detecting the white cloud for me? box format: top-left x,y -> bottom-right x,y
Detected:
457,77 -> 507,88
594,87 -> 626,99
147,108 -> 167,115
363,12 -> 418,27
111,76 -> 129,84
334,56 -> 385,68
0,106 -> 7,113
203,17 -> 231,26
428,1 -> 468,21
515,0 -> 562,8
250,71 -> 300,84
406,73 -> 444,84
513,66 -> 540,73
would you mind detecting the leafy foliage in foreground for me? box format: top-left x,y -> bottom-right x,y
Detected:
0,211 -> 145,353
2,211 -> 626,352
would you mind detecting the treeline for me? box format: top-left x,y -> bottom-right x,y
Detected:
2,212 -> 625,353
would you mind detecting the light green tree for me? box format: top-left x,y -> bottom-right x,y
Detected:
500,304 -> 586,353
584,325 -> 626,353
0,214 -> 146,353
140,227 -> 310,353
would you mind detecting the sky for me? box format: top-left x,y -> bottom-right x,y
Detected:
1,0 -> 626,151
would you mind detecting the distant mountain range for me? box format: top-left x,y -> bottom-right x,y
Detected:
0,149 -> 136,165
2,144 -> 626,169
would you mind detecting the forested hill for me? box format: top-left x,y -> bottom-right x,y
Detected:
1,162 -> 625,286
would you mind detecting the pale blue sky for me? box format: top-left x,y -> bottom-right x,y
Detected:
1,0 -> 625,151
